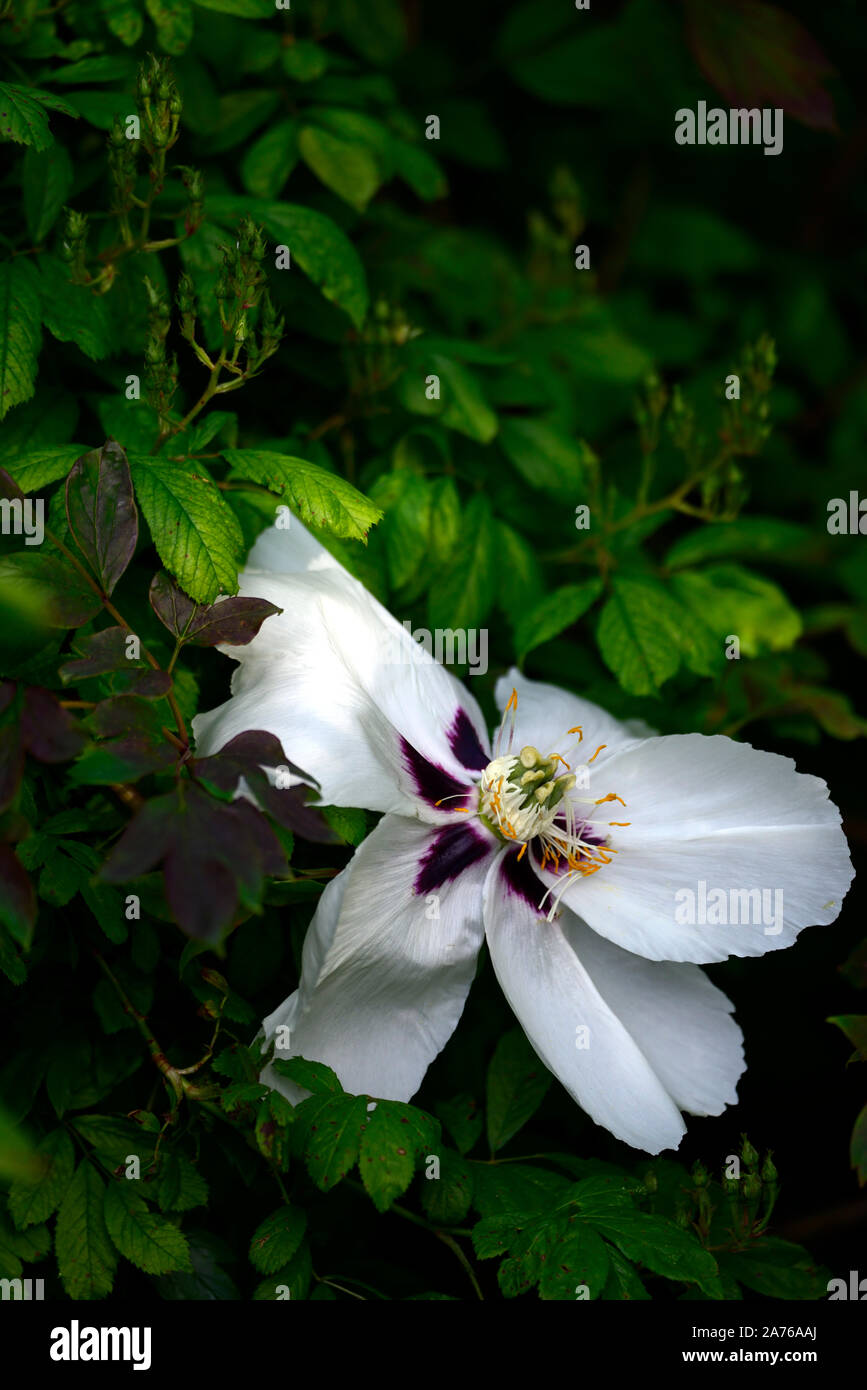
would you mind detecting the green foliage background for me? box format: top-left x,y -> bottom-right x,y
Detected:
0,0 -> 865,1301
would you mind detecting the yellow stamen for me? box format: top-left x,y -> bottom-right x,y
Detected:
587,744 -> 607,764
567,726 -> 583,739
516,842 -> 528,862
595,792 -> 626,807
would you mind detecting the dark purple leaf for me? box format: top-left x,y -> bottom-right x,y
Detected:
0,723 -> 24,814
164,854 -> 237,941
684,0 -> 837,131
149,571 -> 196,638
60,627 -> 132,684
20,687 -> 87,762
91,695 -> 165,741
149,571 -> 281,646
100,794 -> 179,881
118,670 -> 173,699
0,844 -> 37,948
100,783 -> 287,941
192,729 -> 332,843
65,440 -> 138,595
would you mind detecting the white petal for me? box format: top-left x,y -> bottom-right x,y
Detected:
483,850 -> 685,1153
555,733 -> 854,963
561,915 -> 744,1116
494,668 -> 642,763
261,813 -> 493,1102
193,516 -> 491,818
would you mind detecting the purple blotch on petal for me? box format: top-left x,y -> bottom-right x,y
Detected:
500,845 -> 548,914
415,821 -> 491,895
448,707 -> 489,772
401,736 -> 472,809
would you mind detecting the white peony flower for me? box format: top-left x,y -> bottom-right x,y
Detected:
193,516 -> 854,1153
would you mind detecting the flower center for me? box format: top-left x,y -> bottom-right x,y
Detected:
479,746 -> 575,845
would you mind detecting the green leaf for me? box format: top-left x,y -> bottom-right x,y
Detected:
22,143 -> 73,243
320,805 -> 368,846
427,494 -> 496,630
55,1161 -> 117,1299
515,581 -> 603,663
0,444 -> 81,494
129,457 -> 243,603
145,0 -> 194,55
0,83 -> 78,152
433,355 -> 498,443
500,417 -> 593,492
208,195 -> 369,328
336,0 -> 405,64
252,1240 -> 312,1300
596,577 -> 682,696
665,517 -> 810,570
223,449 -> 382,542
8,1128 -> 74,1229
435,1093 -> 483,1157
719,1237 -> 827,1299
38,254 -> 113,361
299,125 -> 381,212
292,1092 -> 368,1192
249,1206 -> 307,1273
241,119 -> 299,199
271,1056 -> 344,1095
420,1148 -> 474,1225
156,1153 -> 209,1212
486,1028 -> 552,1154
672,565 -> 802,658
370,470 -> 432,588
282,40 -> 329,83
104,1179 -> 192,1275
539,1223 -> 610,1300
192,0 -> 272,13
0,260 -> 42,420
73,1115 -> 157,1168
601,1246 -> 651,1300
588,1210 -> 720,1295
359,1100 -> 441,1212
101,0 -> 145,45
471,1162 -> 572,1217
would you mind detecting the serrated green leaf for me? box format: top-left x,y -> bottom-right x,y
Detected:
0,260 -> 42,420
22,143 -> 73,243
486,1028 -> 552,1154
596,577 -> 681,695
8,1128 -> 74,1229
292,1092 -> 368,1191
1,444 -> 82,494
249,1206 -> 307,1274
271,1056 -> 344,1095
38,255 -> 113,361
104,1179 -> 192,1275
252,1240 -> 312,1300
420,1148 -> 473,1225
601,1245 -> 651,1300
0,83 -> 78,152
359,1100 -> 441,1212
156,1153 -> 209,1212
588,1210 -> 720,1295
224,449 -> 381,542
55,1161 -> 117,1299
539,1222 -> 610,1300
129,457 -> 243,602
516,580 -> 603,663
